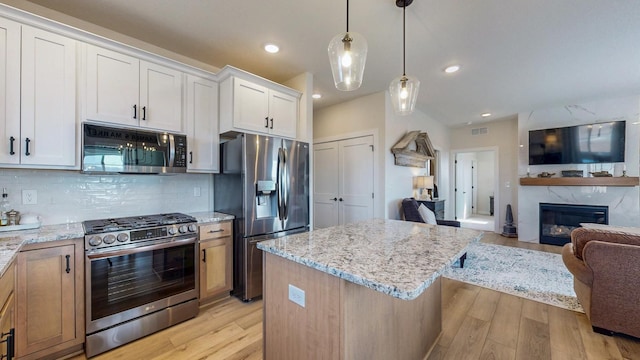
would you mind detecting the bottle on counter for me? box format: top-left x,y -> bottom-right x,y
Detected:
0,189 -> 9,226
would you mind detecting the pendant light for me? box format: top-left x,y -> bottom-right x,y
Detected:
328,0 -> 367,91
389,0 -> 420,115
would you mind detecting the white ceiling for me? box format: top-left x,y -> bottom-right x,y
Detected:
23,0 -> 640,127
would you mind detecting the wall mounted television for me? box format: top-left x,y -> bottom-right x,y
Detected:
529,120 -> 626,165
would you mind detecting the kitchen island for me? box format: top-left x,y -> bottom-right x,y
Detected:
257,219 -> 483,360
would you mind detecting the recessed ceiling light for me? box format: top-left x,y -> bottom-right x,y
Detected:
264,44 -> 279,53
481,112 -> 491,118
312,93 -> 322,99
444,65 -> 461,74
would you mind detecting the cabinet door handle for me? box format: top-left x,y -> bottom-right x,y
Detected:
202,249 -> 206,262
9,136 -> 15,155
0,328 -> 14,360
142,106 -> 146,120
265,117 -> 269,128
270,118 -> 274,129
133,104 -> 137,119
208,229 -> 224,233
189,151 -> 193,164
65,255 -> 71,273
24,138 -> 30,156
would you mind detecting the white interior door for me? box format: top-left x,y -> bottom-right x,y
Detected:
338,136 -> 374,225
313,142 -> 339,229
313,135 -> 374,229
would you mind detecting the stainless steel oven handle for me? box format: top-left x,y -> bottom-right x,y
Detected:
86,237 -> 197,259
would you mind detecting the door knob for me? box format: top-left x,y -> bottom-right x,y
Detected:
331,197 -> 337,201
339,198 -> 343,202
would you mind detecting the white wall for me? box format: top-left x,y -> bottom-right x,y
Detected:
384,94 -> 451,220
517,95 -> 640,242
450,117 -> 519,231
0,169 -> 212,225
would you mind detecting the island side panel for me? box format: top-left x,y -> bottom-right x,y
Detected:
341,277 -> 442,360
263,252 -> 341,360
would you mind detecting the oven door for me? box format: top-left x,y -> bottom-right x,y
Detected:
85,236 -> 198,334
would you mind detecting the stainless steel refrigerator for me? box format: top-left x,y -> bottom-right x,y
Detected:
214,133 -> 309,301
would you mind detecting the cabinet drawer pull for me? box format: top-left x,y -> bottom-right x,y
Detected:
9,136 -> 15,155
133,104 -> 137,119
208,229 -> 224,233
65,254 -> 71,274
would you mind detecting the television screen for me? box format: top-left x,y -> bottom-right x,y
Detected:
529,121 -> 625,165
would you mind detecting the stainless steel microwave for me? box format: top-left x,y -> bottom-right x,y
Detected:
82,123 -> 187,174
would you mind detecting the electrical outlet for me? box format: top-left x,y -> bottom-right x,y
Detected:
22,189 -> 37,205
288,284 -> 305,308
193,187 -> 201,197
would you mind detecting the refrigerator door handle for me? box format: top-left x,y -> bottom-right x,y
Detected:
282,149 -> 289,220
276,147 -> 285,221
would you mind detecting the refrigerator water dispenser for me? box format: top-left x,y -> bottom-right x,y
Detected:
256,180 -> 277,219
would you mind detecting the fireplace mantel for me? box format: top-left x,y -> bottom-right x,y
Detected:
520,177 -> 639,187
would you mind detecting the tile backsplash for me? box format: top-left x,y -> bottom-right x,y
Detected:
0,169 -> 213,225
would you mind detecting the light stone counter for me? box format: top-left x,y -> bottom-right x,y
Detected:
0,211 -> 234,278
189,211 -> 235,223
257,218 -> 484,300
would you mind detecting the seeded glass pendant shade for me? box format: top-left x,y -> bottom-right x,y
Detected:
390,0 -> 419,115
328,0 -> 367,91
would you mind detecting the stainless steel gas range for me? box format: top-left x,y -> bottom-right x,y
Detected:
82,213 -> 199,358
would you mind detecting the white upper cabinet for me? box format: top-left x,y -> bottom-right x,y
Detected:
0,17 -> 21,165
219,66 -> 300,139
186,74 -> 219,173
0,18 -> 77,168
85,45 -> 183,133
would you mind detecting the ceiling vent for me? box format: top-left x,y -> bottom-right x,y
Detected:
471,127 -> 488,135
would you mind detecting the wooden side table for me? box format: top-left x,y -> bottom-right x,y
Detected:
417,199 -> 445,220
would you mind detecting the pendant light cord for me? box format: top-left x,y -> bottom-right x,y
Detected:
346,0 -> 349,32
402,0 -> 406,77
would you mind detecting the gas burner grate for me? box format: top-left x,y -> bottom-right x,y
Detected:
83,213 -> 196,234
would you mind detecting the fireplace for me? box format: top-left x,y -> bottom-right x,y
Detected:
539,203 -> 608,246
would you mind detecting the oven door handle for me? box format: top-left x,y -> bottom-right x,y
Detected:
86,237 -> 197,259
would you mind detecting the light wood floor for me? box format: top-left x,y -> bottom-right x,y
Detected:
70,233 -> 640,360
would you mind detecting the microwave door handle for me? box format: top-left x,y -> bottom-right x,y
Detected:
168,134 -> 175,167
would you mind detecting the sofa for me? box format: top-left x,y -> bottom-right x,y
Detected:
562,225 -> 640,338
401,198 -> 467,267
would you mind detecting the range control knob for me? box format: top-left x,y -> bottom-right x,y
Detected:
188,224 -> 197,233
103,234 -> 116,244
179,225 -> 187,234
168,227 -> 178,235
88,236 -> 102,247
117,233 -> 129,242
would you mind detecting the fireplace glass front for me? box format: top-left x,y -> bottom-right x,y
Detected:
539,203 -> 608,246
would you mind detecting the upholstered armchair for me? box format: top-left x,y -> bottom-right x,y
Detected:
562,225 -> 640,338
401,198 -> 467,267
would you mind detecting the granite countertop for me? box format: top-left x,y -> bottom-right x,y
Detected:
0,211 -> 234,277
257,219 -> 484,300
